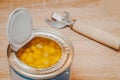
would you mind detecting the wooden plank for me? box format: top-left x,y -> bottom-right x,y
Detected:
0,0 -> 120,80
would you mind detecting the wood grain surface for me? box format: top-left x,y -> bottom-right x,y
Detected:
0,0 -> 120,80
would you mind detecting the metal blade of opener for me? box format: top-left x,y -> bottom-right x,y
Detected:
52,12 -> 70,26
46,19 -> 66,28
46,12 -> 71,29
63,11 -> 70,23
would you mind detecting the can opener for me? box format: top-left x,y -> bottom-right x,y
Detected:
46,12 -> 120,50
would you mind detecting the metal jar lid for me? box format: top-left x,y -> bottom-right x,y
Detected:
7,8 -> 33,51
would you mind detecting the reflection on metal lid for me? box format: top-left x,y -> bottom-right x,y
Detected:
7,8 -> 32,51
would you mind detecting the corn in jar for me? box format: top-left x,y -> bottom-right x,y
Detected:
17,37 -> 62,69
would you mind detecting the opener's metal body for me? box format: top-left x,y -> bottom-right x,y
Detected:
46,12 -> 75,29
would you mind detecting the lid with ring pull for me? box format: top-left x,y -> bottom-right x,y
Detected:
7,8 -> 33,51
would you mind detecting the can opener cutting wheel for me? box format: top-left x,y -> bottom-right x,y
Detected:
46,12 -> 120,50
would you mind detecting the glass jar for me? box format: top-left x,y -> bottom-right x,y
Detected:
7,28 -> 73,80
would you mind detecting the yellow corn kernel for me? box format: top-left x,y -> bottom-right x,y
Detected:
36,44 -> 42,49
20,53 -> 27,60
26,56 -> 34,64
25,48 -> 31,53
49,47 -> 55,53
34,50 -> 41,55
37,65 -> 44,68
43,46 -> 50,51
41,58 -> 50,67
31,46 -> 37,51
34,60 -> 41,66
33,54 -> 39,59
28,52 -> 33,57
43,52 -> 49,57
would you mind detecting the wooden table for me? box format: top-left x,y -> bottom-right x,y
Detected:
0,0 -> 120,80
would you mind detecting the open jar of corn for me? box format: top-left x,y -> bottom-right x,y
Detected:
7,8 -> 73,80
